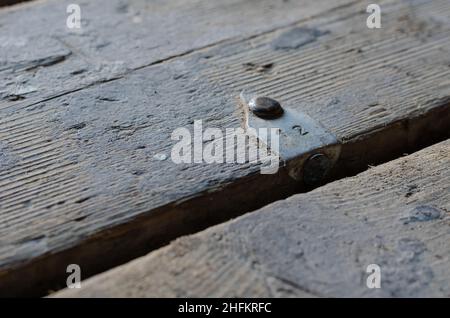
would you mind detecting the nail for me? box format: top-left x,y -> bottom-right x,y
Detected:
303,153 -> 331,186
248,96 -> 284,119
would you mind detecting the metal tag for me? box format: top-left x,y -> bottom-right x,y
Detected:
240,90 -> 341,183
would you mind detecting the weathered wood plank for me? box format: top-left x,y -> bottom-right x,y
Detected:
54,140 -> 450,297
1,0 -> 450,296
0,0 -> 353,108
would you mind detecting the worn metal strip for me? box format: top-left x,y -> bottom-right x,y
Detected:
240,90 -> 341,184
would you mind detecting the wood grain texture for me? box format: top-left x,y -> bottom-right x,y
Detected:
0,0 -> 353,108
55,140 -> 450,298
1,0 -> 450,296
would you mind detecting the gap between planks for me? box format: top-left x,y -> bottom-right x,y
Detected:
54,140 -> 450,297
0,0 -> 450,296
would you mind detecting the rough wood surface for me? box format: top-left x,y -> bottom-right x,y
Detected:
0,0 -> 352,107
1,0 -> 450,296
55,140 -> 450,298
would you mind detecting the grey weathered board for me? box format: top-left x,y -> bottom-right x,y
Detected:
55,140 -> 450,298
1,0 -> 450,296
0,0 -> 353,106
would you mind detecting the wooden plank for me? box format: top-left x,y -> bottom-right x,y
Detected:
54,140 -> 450,297
1,0 -> 450,296
0,0 -> 353,108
